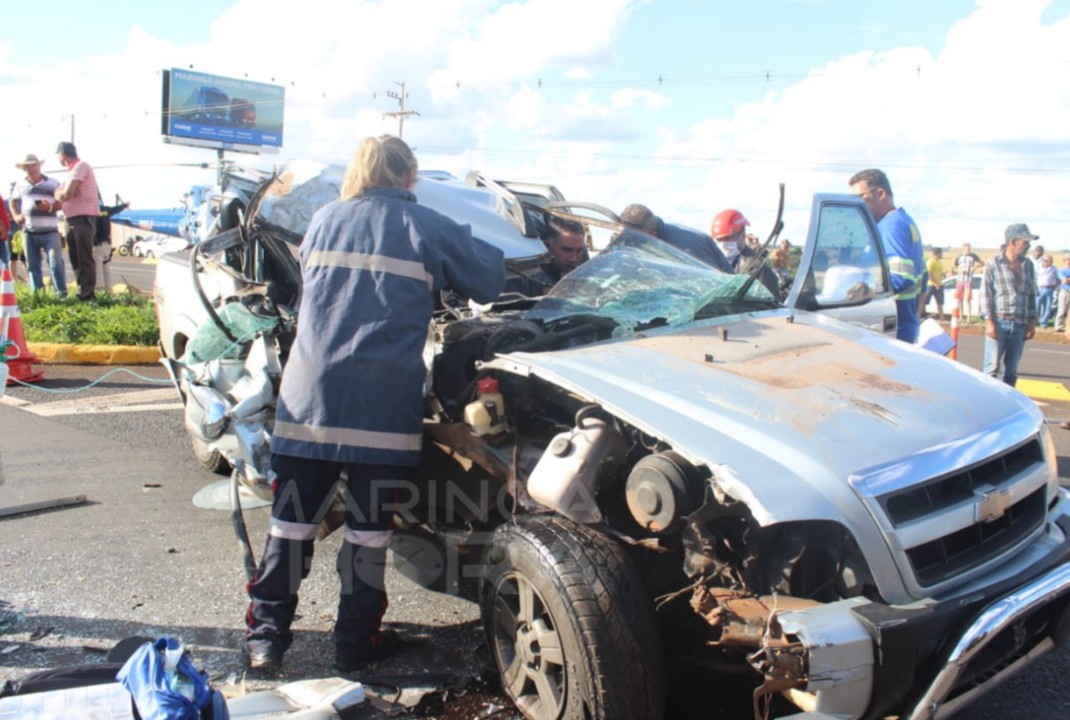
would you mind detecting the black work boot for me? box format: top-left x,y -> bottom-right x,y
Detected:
244,535 -> 315,668
334,541 -> 390,670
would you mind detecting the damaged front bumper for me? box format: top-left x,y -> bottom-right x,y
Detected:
743,510 -> 1070,720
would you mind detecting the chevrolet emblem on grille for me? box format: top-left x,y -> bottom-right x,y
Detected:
975,488 -> 1012,523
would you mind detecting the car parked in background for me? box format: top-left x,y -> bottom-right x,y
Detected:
133,234 -> 192,259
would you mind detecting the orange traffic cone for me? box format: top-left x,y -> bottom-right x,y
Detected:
1,265 -> 45,385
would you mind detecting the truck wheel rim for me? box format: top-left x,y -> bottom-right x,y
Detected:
490,571 -> 566,719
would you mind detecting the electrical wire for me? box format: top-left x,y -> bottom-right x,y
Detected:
3,366 -> 174,393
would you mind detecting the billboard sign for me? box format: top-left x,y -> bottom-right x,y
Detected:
161,68 -> 284,154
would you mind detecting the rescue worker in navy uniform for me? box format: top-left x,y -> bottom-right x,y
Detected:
710,208 -> 781,297
619,203 -> 733,273
244,136 -> 506,672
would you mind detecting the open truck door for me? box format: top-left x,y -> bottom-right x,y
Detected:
785,193 -> 898,336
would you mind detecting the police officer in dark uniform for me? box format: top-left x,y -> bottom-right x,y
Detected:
244,136 -> 506,672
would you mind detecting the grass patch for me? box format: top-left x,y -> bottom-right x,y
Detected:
14,287 -> 159,346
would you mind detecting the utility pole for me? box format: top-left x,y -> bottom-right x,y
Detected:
383,81 -> 420,138
61,114 -> 75,144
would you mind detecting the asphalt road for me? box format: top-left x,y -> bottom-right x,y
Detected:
953,331 -> 1070,385
109,255 -> 159,293
2,339 -> 1070,719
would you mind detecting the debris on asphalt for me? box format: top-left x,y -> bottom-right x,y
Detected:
27,626 -> 52,642
0,494 -> 87,520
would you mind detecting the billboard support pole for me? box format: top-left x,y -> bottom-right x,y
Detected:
217,148 -> 225,186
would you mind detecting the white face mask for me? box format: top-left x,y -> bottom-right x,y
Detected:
720,239 -> 742,262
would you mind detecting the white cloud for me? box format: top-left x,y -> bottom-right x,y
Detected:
616,0 -> 1070,248
2,0 -> 1069,250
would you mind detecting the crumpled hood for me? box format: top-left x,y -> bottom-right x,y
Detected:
496,311 -> 1042,526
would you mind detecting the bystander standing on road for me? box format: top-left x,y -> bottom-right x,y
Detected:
1036,255 -> 1058,329
924,247 -> 946,320
1028,244 -> 1044,276
771,238 -> 792,283
92,200 -> 128,293
6,220 -> 30,283
9,154 -> 68,297
982,224 -> 1039,387
953,242 -> 983,323
848,168 -> 925,342
244,135 -> 506,674
1054,254 -> 1070,333
54,142 -> 100,300
0,188 -> 10,269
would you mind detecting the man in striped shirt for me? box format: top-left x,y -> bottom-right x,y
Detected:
55,142 -> 100,300
9,154 -> 68,297
981,224 -> 1039,387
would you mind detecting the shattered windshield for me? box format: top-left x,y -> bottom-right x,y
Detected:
525,230 -> 777,334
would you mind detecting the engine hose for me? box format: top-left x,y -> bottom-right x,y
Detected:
229,463 -> 259,582
575,404 -> 604,428
189,242 -> 240,345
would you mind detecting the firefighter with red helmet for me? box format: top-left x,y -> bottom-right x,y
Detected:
711,209 -> 780,296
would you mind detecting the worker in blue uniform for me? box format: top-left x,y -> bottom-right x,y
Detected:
619,203 -> 733,273
244,135 -> 506,673
849,168 -> 925,343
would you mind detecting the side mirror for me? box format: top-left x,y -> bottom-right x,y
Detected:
815,265 -> 876,307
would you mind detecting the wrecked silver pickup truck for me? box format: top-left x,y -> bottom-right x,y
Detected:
154,164 -> 1070,720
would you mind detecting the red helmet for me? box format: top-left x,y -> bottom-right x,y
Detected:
711,209 -> 749,240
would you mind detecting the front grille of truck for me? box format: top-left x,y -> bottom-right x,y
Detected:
905,486 -> 1046,586
875,439 -> 1047,588
881,440 -> 1042,524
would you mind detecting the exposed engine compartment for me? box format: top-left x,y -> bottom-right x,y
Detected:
411,303 -> 886,712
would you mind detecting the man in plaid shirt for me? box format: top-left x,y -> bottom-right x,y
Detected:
981,223 -> 1039,387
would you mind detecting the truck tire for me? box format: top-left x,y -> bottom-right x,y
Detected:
192,435 -> 231,475
481,515 -> 665,720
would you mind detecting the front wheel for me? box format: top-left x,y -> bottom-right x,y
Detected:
145,249 -> 155,259
192,435 -> 231,475
117,245 -> 130,257
482,516 -> 665,720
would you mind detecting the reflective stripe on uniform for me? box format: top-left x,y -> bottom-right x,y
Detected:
305,250 -> 434,289
344,528 -> 393,548
269,518 -> 319,541
888,255 -> 920,300
887,256 -> 916,276
273,419 -> 422,452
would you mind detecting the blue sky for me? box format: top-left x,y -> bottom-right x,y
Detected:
3,0 -> 1070,249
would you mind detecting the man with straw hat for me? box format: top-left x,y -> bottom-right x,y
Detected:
9,153 -> 68,297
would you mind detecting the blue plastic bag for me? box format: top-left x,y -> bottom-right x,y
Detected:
116,636 -> 214,720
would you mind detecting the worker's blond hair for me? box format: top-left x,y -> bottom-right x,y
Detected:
340,135 -> 417,200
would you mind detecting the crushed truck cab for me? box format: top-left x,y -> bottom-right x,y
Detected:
154,164 -> 1070,720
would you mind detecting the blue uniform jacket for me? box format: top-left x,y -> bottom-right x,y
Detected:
658,222 -> 733,273
877,207 -> 924,342
272,187 -> 506,466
